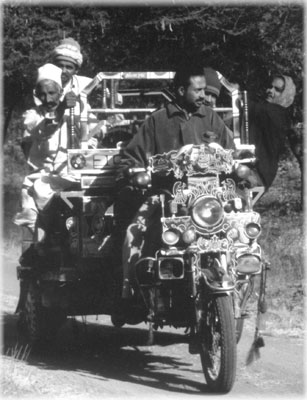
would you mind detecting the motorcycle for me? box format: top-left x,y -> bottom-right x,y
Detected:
117,141 -> 268,392
15,72 -> 268,394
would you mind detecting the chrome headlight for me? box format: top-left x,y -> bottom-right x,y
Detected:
158,257 -> 184,279
245,222 -> 261,239
162,229 -> 180,245
236,254 -> 261,274
70,154 -> 86,169
182,227 -> 197,244
191,196 -> 224,228
226,227 -> 240,241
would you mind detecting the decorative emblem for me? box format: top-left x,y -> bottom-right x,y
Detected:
197,235 -> 229,252
150,144 -> 234,178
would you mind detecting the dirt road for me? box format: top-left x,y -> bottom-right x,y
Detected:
1,252 -> 305,399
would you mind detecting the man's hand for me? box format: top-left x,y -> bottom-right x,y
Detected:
64,91 -> 78,108
87,137 -> 98,149
204,131 -> 217,142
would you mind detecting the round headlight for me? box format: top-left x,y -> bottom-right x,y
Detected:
70,154 -> 86,169
235,164 -> 251,179
226,227 -> 240,241
245,222 -> 261,239
162,229 -> 180,245
191,196 -> 224,228
182,227 -> 197,244
133,172 -> 151,188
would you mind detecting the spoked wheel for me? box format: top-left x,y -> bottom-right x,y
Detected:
198,295 -> 237,393
18,280 -> 66,345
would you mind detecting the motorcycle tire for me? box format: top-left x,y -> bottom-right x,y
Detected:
199,295 -> 237,393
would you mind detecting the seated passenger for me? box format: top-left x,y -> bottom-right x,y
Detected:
14,63 -> 98,238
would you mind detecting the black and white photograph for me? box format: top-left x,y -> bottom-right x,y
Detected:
1,0 -> 305,398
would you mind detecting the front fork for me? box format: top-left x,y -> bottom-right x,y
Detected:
234,259 -> 269,319
188,252 -> 233,353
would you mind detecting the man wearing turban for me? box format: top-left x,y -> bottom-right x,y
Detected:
14,63 -> 98,237
50,37 -> 122,134
50,37 -> 91,108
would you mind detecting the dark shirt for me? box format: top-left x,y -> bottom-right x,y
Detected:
115,101 -> 234,224
119,102 -> 234,172
248,100 -> 292,189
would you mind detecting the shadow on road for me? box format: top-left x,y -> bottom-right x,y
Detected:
2,311 -> 209,394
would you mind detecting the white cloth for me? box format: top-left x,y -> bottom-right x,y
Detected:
34,74 -> 123,106
14,103 -> 97,230
22,107 -> 83,179
62,75 -> 92,99
33,74 -> 92,107
37,63 -> 62,87
61,75 -> 123,105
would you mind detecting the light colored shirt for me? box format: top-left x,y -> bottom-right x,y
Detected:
23,108 -> 80,178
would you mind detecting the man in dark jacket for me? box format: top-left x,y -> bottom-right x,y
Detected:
113,62 -> 234,305
119,65 -> 234,173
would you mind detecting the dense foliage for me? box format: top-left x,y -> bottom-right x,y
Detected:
3,3 -> 304,141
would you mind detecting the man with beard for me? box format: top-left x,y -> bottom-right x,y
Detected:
13,63 -> 97,237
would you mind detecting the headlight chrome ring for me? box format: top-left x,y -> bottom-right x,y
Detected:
191,196 -> 224,229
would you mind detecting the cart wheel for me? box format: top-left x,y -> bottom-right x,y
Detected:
17,281 -> 66,345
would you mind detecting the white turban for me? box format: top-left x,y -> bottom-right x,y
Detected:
51,37 -> 83,68
36,63 -> 62,87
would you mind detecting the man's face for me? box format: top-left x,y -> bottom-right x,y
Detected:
181,75 -> 206,112
266,77 -> 285,104
204,92 -> 217,107
35,80 -> 62,112
54,59 -> 78,86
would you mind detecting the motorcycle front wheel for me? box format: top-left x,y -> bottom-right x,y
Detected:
198,294 -> 237,393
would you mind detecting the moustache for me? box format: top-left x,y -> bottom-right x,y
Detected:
45,102 -> 58,109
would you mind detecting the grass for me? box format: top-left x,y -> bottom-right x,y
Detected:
1,344 -> 33,397
252,153 -> 305,336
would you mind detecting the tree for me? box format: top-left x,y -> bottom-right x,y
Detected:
3,3 -> 304,143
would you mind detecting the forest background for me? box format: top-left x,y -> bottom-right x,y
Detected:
1,2 -> 305,335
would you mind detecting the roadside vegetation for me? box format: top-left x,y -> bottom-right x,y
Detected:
255,152 -> 305,337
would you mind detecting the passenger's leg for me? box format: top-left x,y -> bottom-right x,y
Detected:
121,195 -> 160,299
13,186 -> 38,234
